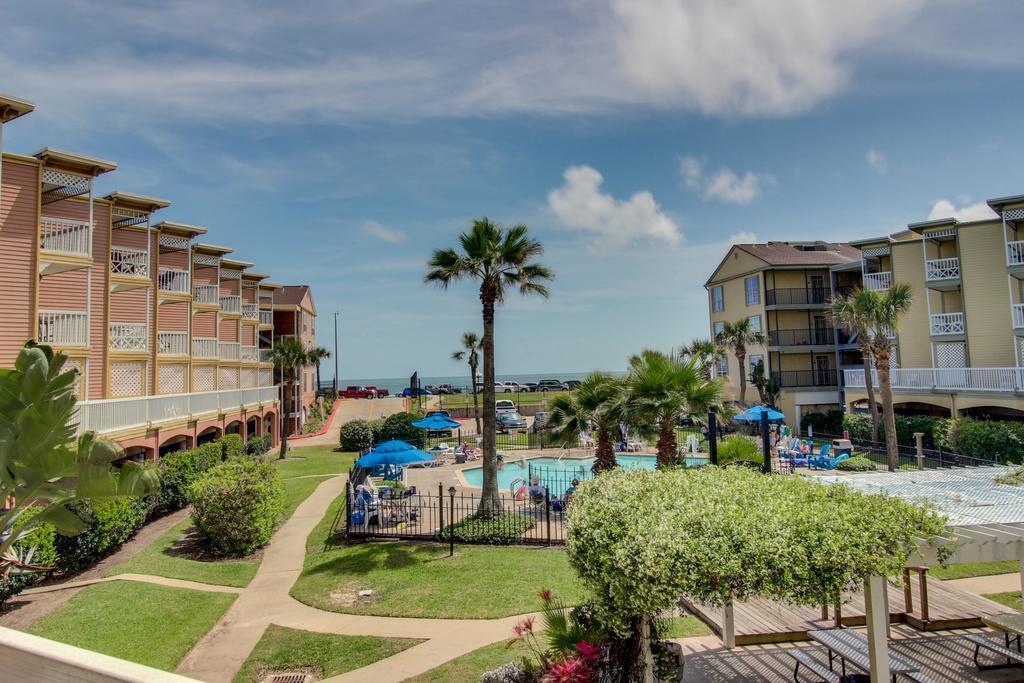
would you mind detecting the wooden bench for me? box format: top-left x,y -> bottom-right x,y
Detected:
788,650 -> 841,683
965,633 -> 1024,670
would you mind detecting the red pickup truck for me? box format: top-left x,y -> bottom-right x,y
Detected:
365,386 -> 389,397
339,386 -> 378,399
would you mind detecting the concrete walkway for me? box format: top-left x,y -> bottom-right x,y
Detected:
946,572 -> 1021,596
299,397 -> 407,447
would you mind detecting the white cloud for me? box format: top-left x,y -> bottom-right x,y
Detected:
866,148 -> 887,174
547,165 -> 681,246
362,220 -> 407,244
926,199 -> 997,223
678,156 -> 774,204
729,231 -> 758,245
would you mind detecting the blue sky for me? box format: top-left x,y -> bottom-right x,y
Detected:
4,1 -> 1024,378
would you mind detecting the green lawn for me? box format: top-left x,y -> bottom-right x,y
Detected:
234,625 -> 422,683
291,493 -> 584,619
274,445 -> 357,480
660,615 -> 711,638
28,581 -> 235,671
931,561 -> 1020,581
404,638 -> 533,682
983,592 -> 1022,611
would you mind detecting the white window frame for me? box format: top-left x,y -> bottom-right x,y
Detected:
749,315 -> 761,334
749,354 -> 764,380
716,357 -> 729,376
713,321 -> 725,340
745,275 -> 760,306
712,286 -> 724,313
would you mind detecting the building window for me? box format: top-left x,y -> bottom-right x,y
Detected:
716,357 -> 728,376
749,354 -> 764,380
749,315 -> 761,334
712,286 -> 724,312
745,275 -> 760,306
713,321 -> 725,340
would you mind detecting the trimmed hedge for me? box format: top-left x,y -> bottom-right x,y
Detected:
801,412 -> 941,449
53,498 -> 149,573
339,419 -> 374,452
220,433 -> 244,460
717,435 -> 761,465
190,459 -> 284,555
801,410 -> 844,436
155,442 -> 224,514
378,412 -> 423,446
244,434 -> 272,458
934,418 -> 1024,463
438,513 -> 536,544
837,456 -> 876,472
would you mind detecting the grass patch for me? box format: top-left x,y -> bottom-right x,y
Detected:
292,494 -> 583,619
930,561 -> 1020,581
234,624 -> 422,683
28,581 -> 235,671
438,391 -> 569,409
274,445 -> 357,480
404,638 -> 533,682
659,615 -> 711,638
983,592 -> 1022,611
438,513 -> 536,544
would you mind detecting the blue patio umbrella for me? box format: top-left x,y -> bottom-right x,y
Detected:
355,440 -> 435,469
412,413 -> 462,430
734,405 -> 785,422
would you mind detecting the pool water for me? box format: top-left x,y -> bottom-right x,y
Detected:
460,454 -> 708,492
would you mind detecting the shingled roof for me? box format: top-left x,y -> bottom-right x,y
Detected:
733,242 -> 862,266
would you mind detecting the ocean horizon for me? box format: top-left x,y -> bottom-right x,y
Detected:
323,371 -> 625,394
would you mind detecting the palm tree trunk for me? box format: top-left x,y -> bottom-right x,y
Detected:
315,361 -> 321,397
469,359 -> 481,433
737,350 -> 747,404
594,426 -> 616,473
860,346 -> 880,442
478,290 -> 501,517
656,417 -> 677,469
279,372 -> 290,459
874,348 -> 899,470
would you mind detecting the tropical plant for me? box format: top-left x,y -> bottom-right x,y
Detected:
0,343 -> 159,592
308,346 -> 331,397
451,331 -> 483,433
680,338 -> 725,381
548,372 -> 626,473
189,459 -> 284,555
829,287 -> 882,442
837,456 -> 876,472
339,419 -> 374,452
268,337 -> 316,459
625,350 -> 723,468
750,359 -> 779,407
425,218 -> 553,517
715,317 -> 766,405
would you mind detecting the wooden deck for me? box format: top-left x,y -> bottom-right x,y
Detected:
682,577 -> 1010,646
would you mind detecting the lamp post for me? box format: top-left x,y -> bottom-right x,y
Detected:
333,309 -> 339,396
447,486 -> 457,557
760,410 -> 771,474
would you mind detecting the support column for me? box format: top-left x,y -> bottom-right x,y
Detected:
864,574 -> 890,683
723,599 -> 736,649
1018,554 -> 1024,604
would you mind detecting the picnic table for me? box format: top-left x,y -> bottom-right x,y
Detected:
808,628 -> 918,683
983,612 -> 1024,652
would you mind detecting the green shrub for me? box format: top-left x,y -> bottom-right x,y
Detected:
438,513 -> 536,544
369,418 -> 385,443
838,413 -> 940,450
837,456 -> 876,472
0,507 -> 58,606
934,418 -> 1024,463
190,459 -> 284,555
243,434 -> 272,458
717,435 -> 761,465
339,419 -> 374,452
379,412 -> 423,446
156,442 -> 223,514
802,410 -> 844,436
54,498 -> 149,573
219,433 -> 244,460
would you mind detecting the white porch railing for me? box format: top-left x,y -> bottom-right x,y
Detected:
157,331 -> 189,356
241,303 -> 259,320
241,345 -> 258,362
259,310 -> 273,325
73,385 -> 279,434
1009,240 -> 1024,266
110,246 -> 149,279
219,342 -> 240,361
845,367 -> 1024,392
259,348 -> 272,363
158,268 -> 190,294
929,312 -> 964,336
219,295 -> 241,313
193,284 -> 219,305
38,310 -> 88,346
1014,304 -> 1024,329
39,217 -> 91,257
863,271 -> 892,291
925,257 -> 959,281
109,322 -> 148,352
192,337 -> 218,359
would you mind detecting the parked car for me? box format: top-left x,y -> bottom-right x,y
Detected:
521,382 -> 539,392
476,382 -> 515,393
340,386 -> 377,399
563,380 -> 581,391
495,399 -> 517,414
434,384 -> 462,394
502,380 -> 524,392
532,411 -> 552,433
366,385 -> 389,397
497,411 -> 528,433
536,379 -> 568,392
401,386 -> 432,396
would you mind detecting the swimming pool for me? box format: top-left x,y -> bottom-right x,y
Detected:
459,454 -> 709,492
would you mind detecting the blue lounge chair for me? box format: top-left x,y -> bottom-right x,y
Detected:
809,444 -> 851,470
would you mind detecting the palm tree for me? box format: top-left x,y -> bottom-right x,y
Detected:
548,372 -> 626,473
829,288 -> 882,442
308,346 -> 331,397
681,338 -> 725,380
716,318 -> 766,405
425,218 -> 554,517
865,283 -> 914,469
451,331 -> 483,433
625,350 -> 723,468
268,337 -> 315,459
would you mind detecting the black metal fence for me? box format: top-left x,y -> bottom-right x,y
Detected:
417,429 -> 566,453
808,431 -> 1002,471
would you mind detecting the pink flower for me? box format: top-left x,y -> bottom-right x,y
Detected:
520,616 -> 535,633
575,641 -> 601,662
539,588 -> 553,604
542,656 -> 595,683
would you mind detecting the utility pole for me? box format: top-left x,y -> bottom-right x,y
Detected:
333,309 -> 339,395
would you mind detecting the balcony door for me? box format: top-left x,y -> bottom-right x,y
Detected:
812,315 -> 829,345
814,355 -> 832,386
809,275 -> 826,304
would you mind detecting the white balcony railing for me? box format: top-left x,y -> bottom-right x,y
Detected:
109,322 -> 148,352
38,310 -> 89,346
39,217 -> 91,257
219,295 -> 241,313
158,268 -> 190,294
110,246 -> 149,279
241,303 -> 259,320
929,312 -> 964,336
845,367 -> 1024,392
157,331 -> 189,356
192,337 -> 218,359
193,284 -> 219,305
259,310 -> 273,326
240,345 -> 258,362
73,385 -> 279,435
1009,240 -> 1024,266
925,257 -> 959,281
259,348 -> 272,363
863,271 -> 892,291
1014,304 -> 1024,329
218,341 -> 240,360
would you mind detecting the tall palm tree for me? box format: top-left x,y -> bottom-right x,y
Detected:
716,318 -> 766,405
268,337 -> 315,459
865,283 -> 914,469
548,372 -> 626,473
681,338 -> 726,380
829,288 -> 882,442
451,331 -> 483,433
308,346 -> 331,397
625,350 -> 723,468
425,218 -> 554,517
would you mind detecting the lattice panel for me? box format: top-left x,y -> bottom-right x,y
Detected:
240,368 -> 257,388
219,366 -> 239,389
63,357 -> 86,398
110,361 -> 144,397
193,254 -> 219,267
861,246 -> 890,257
259,368 -> 272,386
1017,338 -> 1024,365
1005,209 -> 1024,222
220,269 -> 241,280
159,364 -> 186,394
159,234 -> 191,251
193,365 -> 215,392
112,206 -> 148,227
935,342 -> 966,368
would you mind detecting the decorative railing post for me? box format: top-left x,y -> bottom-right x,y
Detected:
545,487 -> 552,546
437,483 -> 444,535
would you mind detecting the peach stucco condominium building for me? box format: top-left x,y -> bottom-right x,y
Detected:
0,93 -> 317,458
705,194 -> 1024,432
272,285 -> 319,435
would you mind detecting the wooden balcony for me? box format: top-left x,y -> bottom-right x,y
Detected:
38,217 -> 92,275
158,268 -> 190,296
846,367 -> 1024,392
863,272 -> 892,291
157,331 -> 189,356
924,258 -> 960,290
192,337 -> 218,359
38,310 -> 88,347
219,295 -> 241,315
193,284 -> 219,307
929,312 -> 964,336
109,322 -> 148,352
241,303 -> 259,321
218,341 -> 240,361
